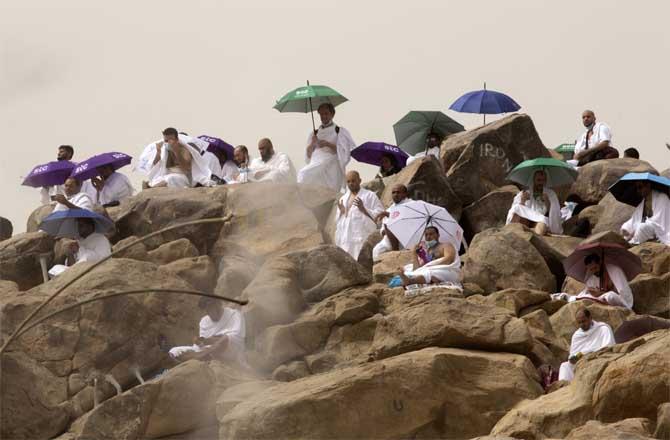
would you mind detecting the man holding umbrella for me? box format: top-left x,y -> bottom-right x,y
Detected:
406,132 -> 442,166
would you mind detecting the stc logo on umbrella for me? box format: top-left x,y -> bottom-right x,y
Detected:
74,164 -> 89,173
391,211 -> 401,219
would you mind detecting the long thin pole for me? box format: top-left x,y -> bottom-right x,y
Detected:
15,289 -> 247,340
0,215 -> 233,355
483,81 -> 486,125
307,80 -> 316,134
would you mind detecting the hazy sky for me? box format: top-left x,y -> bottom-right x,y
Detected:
1,0 -> 668,233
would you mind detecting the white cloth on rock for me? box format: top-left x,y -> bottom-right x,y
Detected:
168,308 -> 246,364
558,320 -> 615,381
202,151 -> 240,183
297,124 -> 355,192
406,146 -> 440,166
403,249 -> 461,285
53,192 -> 94,212
506,188 -> 563,234
136,134 -> 209,174
335,188 -> 384,260
372,198 -> 411,260
48,232 -> 112,277
574,122 -> 613,158
94,172 -> 134,205
570,263 -> 634,309
246,152 -> 296,184
621,190 -> 670,245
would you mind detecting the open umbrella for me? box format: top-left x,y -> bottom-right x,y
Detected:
39,208 -> 115,238
198,135 -> 234,159
554,143 -> 576,161
562,242 -> 641,284
449,82 -> 521,124
608,172 -> 670,207
385,200 -> 463,250
22,161 -> 77,187
507,157 -> 578,188
393,111 -> 464,155
70,152 -> 132,181
351,142 -> 409,169
273,81 -> 347,132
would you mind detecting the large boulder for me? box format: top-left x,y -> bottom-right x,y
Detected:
462,224 -> 556,294
563,418 -> 654,440
441,114 -> 552,206
491,330 -> 670,439
461,185 -> 519,241
220,347 -> 543,440
378,155 -> 463,220
159,256 -> 218,293
372,249 -> 414,284
26,204 -> 55,233
569,158 -> 657,204
147,238 -> 199,265
630,241 -> 670,276
591,193 -> 636,235
0,231 -> 55,290
631,273 -> 670,318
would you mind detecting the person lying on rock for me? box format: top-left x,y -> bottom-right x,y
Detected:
406,132 -> 442,166
168,297 -> 246,365
571,110 -> 619,167
394,226 -> 461,288
621,181 -> 670,245
372,184 -> 411,261
506,169 -> 562,235
52,177 -> 94,212
48,217 -> 112,278
558,308 -> 615,381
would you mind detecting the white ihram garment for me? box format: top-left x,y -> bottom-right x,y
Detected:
558,321 -> 615,381
405,146 -> 440,166
505,188 -> 563,234
247,152 -> 296,183
403,247 -> 461,285
147,143 -> 211,188
94,172 -> 134,205
298,123 -> 355,192
335,188 -> 384,260
621,190 -> 670,245
52,192 -> 94,212
567,122 -> 613,166
570,263 -> 634,309
202,152 -> 240,183
48,232 -> 112,277
372,198 -> 411,261
169,308 -> 246,364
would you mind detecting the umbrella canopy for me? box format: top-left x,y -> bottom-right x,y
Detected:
198,135 -> 235,159
608,172 -> 670,207
506,157 -> 578,188
386,200 -> 463,250
273,82 -> 347,132
562,242 -> 642,283
393,111 -> 464,155
449,83 -> 521,124
39,208 -> 115,238
22,160 -> 77,188
351,142 -> 409,169
554,143 -> 575,153
70,152 -> 132,181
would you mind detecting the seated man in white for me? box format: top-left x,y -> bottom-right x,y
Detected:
506,170 -> 562,235
169,296 -> 246,365
570,110 -> 618,167
568,254 -> 634,309
396,226 -> 461,287
144,127 -> 211,188
297,103 -> 355,192
335,171 -> 384,260
52,177 -> 94,212
621,181 -> 670,245
90,164 -> 135,207
372,184 -> 411,261
48,217 -> 112,277
202,148 -> 239,184
558,308 -> 615,381
406,132 -> 442,166
245,138 -> 296,183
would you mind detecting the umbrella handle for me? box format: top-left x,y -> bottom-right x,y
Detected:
307,80 -> 317,134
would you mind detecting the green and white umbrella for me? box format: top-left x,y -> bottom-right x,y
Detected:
554,143 -> 575,153
393,111 -> 464,155
273,81 -> 348,131
506,157 -> 578,188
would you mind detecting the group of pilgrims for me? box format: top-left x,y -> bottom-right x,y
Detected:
15,102 -> 670,384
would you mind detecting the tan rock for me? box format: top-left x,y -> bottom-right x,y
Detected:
563,418 -> 654,440
26,203 -> 55,233
631,273 -> 670,318
213,252 -> 259,299
461,185 -> 519,241
216,380 -> 279,420
272,360 -> 311,382
549,301 -> 635,345
372,249 -> 415,284
147,238 -> 199,265
569,158 -> 657,204
0,231 -> 55,290
592,192 -> 637,235
654,402 -> 670,440
111,235 -> 149,261
468,288 -> 551,316
220,347 -> 543,440
159,256 -> 217,293
630,241 -> 670,276
522,309 -> 569,365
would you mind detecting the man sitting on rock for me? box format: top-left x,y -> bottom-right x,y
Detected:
506,170 -> 562,235
568,254 -> 634,309
52,177 -> 94,212
621,181 -> 670,245
48,217 -> 112,277
144,127 -> 211,188
244,138 -> 296,183
394,226 -> 460,288
406,132 -> 442,166
90,164 -> 135,207
168,297 -> 246,365
202,148 -> 239,184
372,184 -> 411,261
558,308 -> 615,381
571,110 -> 619,166
335,170 -> 384,260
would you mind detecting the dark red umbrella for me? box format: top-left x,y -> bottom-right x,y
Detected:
562,242 -> 642,283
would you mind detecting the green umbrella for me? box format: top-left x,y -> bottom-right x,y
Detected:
393,111 -> 464,155
273,81 -> 348,132
554,143 -> 575,153
507,157 -> 578,188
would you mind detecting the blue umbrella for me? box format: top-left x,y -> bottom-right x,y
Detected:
449,82 -> 521,124
351,142 -> 409,169
22,160 -> 77,187
39,209 -> 115,238
608,172 -> 670,207
70,152 -> 132,181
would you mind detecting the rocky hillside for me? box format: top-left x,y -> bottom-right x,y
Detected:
1,114 -> 668,440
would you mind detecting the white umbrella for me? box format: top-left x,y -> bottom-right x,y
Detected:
386,200 -> 464,250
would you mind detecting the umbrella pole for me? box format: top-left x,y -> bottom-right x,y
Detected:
483,81 -> 487,125
307,80 -> 317,134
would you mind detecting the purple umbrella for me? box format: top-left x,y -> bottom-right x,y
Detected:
22,160 -> 77,187
198,135 -> 234,159
351,142 -> 409,169
70,152 -> 132,181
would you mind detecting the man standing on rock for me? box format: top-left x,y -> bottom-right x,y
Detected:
335,171 -> 384,260
297,103 -> 356,192
52,177 -> 94,212
558,308 -> 615,381
245,138 -> 296,183
571,110 -> 619,166
372,184 -> 411,261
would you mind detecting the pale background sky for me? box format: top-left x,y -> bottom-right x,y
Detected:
1,0 -> 668,233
